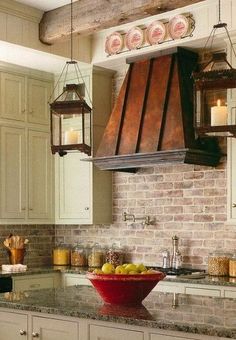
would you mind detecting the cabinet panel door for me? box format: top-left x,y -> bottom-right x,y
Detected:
0,72 -> 26,121
32,316 -> 78,340
0,126 -> 26,218
14,276 -> 54,291
28,130 -> 52,219
28,78 -> 51,125
0,310 -> 28,340
56,153 -> 91,221
89,324 -> 144,340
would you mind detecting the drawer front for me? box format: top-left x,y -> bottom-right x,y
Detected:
185,286 -> 221,297
224,289 -> 236,298
64,274 -> 92,287
14,276 -> 54,291
89,324 -> 143,340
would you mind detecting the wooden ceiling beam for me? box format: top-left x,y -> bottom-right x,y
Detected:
39,0 -> 205,45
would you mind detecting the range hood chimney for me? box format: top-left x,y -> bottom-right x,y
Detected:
92,48 -> 221,172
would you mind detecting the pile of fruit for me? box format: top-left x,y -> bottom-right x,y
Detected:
92,262 -> 158,275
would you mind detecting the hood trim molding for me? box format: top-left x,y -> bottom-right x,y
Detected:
89,148 -> 222,172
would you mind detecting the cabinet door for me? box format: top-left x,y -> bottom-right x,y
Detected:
55,153 -> 91,222
14,276 -> 54,291
28,130 -> 52,220
28,78 -> 51,125
32,316 -> 78,340
0,72 -> 26,121
0,310 -> 28,340
89,324 -> 144,340
0,126 -> 26,219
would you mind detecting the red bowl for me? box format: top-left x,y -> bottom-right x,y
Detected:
86,271 -> 165,305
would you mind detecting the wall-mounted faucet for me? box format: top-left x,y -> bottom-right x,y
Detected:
123,212 -> 151,226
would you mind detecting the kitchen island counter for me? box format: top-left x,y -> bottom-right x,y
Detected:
0,285 -> 236,339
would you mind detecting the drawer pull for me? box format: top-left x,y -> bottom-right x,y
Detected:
233,203 -> 236,208
85,207 -> 89,210
30,284 -> 40,288
32,332 -> 39,338
19,329 -> 27,336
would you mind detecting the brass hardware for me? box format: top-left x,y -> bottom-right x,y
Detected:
32,332 -> 39,338
85,207 -> 89,210
19,330 -> 26,335
123,212 -> 151,225
233,203 -> 236,208
21,207 -> 26,211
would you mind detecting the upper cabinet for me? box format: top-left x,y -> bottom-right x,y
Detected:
0,62 -> 54,224
55,66 -> 113,224
0,72 -> 26,121
28,78 -> 51,125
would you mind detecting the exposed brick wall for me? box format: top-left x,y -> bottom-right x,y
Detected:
55,161 -> 233,269
0,225 -> 55,267
54,65 -> 234,270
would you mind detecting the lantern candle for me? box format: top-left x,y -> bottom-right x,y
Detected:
64,129 -> 79,144
211,99 -> 227,126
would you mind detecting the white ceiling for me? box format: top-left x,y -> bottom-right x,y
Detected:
15,0 -> 70,11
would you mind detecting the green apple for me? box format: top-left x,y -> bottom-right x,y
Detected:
136,263 -> 147,273
115,265 -> 128,274
128,270 -> 139,275
101,262 -> 115,274
125,263 -> 138,272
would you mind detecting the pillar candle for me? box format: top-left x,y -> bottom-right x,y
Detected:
64,130 -> 79,144
211,99 -> 227,126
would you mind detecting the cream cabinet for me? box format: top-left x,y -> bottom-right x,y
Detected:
0,62 -> 54,224
0,126 -> 26,219
32,316 -> 78,340
0,310 -> 28,340
13,273 -> 61,291
55,67 -> 113,224
28,130 -> 52,220
28,78 -> 51,125
0,72 -> 26,122
89,324 -> 144,340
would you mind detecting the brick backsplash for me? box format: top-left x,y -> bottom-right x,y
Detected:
0,224 -> 55,267
54,161 -> 235,270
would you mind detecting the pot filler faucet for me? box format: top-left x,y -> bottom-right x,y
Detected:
123,212 -> 151,226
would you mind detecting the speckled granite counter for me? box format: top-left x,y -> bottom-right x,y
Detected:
1,266 -> 236,288
0,285 -> 236,338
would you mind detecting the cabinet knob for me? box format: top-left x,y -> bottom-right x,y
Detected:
29,110 -> 34,114
19,329 -> 27,335
85,207 -> 89,210
233,203 -> 236,208
32,332 -> 39,338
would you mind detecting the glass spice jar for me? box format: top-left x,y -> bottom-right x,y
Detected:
208,251 -> 231,276
229,254 -> 236,277
87,243 -> 104,268
53,244 -> 70,266
71,243 -> 87,267
105,243 -> 124,267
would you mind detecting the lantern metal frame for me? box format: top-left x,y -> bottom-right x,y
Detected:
193,0 -> 236,138
49,0 -> 92,156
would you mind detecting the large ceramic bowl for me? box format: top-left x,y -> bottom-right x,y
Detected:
86,271 -> 165,305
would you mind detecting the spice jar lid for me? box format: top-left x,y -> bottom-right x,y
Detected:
209,251 -> 232,257
54,243 -> 70,250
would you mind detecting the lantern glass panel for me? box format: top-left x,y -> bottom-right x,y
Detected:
196,88 -> 228,127
62,114 -> 82,145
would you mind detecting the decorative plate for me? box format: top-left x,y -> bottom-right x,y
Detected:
168,14 -> 190,40
146,20 -> 166,45
105,32 -> 123,55
125,26 -> 144,50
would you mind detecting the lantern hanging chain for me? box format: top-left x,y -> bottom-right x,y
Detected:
218,0 -> 221,23
70,0 -> 73,62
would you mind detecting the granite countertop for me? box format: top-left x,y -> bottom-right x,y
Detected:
1,266 -> 236,287
0,285 -> 236,338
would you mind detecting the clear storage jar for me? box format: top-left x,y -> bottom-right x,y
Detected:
71,243 -> 87,267
229,254 -> 236,277
87,243 -> 104,268
53,244 -> 70,266
105,243 -> 124,267
208,251 -> 231,276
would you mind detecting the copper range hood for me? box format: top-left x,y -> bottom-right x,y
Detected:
91,47 -> 221,172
